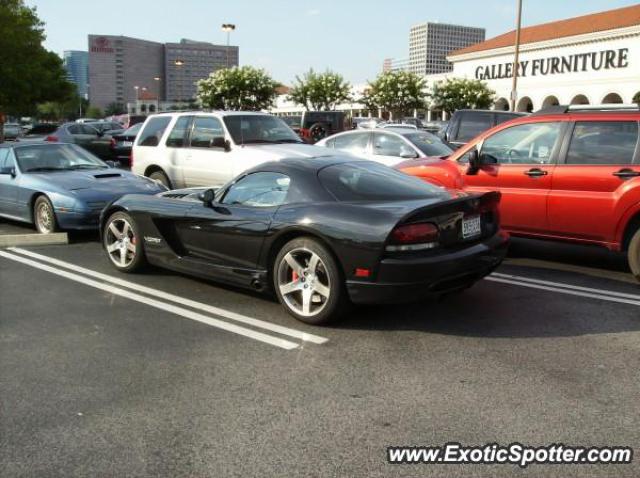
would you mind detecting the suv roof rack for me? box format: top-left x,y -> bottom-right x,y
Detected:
531,104 -> 640,116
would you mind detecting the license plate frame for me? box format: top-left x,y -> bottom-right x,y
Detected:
462,215 -> 482,239
122,141 -> 133,147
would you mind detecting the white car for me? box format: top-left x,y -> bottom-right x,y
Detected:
131,111 -> 332,188
315,128 -> 454,167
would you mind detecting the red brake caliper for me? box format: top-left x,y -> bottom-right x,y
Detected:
292,271 -> 298,281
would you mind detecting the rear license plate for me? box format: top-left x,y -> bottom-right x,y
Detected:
122,141 -> 133,147
462,215 -> 481,239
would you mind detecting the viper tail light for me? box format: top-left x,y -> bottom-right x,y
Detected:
386,222 -> 439,252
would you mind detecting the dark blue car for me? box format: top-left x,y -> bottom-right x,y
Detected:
0,142 -> 167,233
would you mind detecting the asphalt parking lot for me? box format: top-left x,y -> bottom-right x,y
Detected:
1,224 -> 639,477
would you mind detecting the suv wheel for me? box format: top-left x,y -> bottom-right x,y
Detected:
308,123 -> 329,143
148,170 -> 171,189
628,227 -> 640,282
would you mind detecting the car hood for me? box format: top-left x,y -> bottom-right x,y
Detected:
30,169 -> 161,194
241,143 -> 333,159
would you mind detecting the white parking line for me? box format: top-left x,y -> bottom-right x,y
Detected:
486,276 -> 640,307
492,272 -> 640,300
9,247 -> 328,345
0,250 -> 300,350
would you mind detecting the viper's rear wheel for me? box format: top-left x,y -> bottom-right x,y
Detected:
273,237 -> 348,325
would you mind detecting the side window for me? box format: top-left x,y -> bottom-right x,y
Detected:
481,122 -> 562,165
372,133 -> 406,157
455,113 -> 493,142
138,117 -> 171,147
566,121 -> 638,165
81,125 -> 99,135
166,116 -> 192,148
67,124 -> 81,135
221,172 -> 291,207
190,117 -> 224,148
495,113 -> 519,126
334,133 -> 369,153
0,149 -> 9,168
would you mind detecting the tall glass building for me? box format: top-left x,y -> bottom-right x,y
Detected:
63,50 -> 89,98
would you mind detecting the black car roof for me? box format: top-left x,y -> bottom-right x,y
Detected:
248,155 -> 364,175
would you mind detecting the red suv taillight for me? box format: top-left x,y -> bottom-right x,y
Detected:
386,222 -> 440,252
45,135 -> 58,142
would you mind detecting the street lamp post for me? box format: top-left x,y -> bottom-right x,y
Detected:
221,23 -> 236,68
510,0 -> 523,112
154,76 -> 161,110
134,85 -> 139,114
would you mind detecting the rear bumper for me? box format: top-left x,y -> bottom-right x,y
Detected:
346,231 -> 509,304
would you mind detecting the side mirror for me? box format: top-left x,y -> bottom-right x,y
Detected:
199,188 -> 216,206
0,166 -> 16,177
400,147 -> 418,159
210,137 -> 231,152
466,149 -> 480,175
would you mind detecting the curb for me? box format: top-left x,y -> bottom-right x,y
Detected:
0,233 -> 68,248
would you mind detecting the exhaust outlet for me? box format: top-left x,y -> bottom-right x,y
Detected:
251,279 -> 264,291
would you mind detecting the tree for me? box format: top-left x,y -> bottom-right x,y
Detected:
104,102 -> 126,116
196,66 -> 279,111
429,78 -> 495,114
288,69 -> 351,111
634,92 -> 640,105
0,0 -> 75,140
360,71 -> 427,119
85,106 -> 103,119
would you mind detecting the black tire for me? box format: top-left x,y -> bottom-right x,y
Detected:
308,122 -> 329,143
628,227 -> 640,282
103,211 -> 147,273
273,237 -> 349,325
148,169 -> 172,189
33,195 -> 58,234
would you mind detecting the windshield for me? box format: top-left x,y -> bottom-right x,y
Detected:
223,115 -> 303,145
14,144 -> 108,172
405,132 -> 453,157
319,161 -> 447,201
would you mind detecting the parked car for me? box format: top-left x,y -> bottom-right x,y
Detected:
18,123 -> 59,143
354,118 -> 383,129
316,128 -> 453,166
75,118 -> 99,124
44,123 -> 113,159
422,120 -> 448,134
87,121 -> 125,135
377,122 -> 418,130
111,114 -> 147,129
439,109 -> 526,148
0,143 -> 166,233
299,111 -> 347,143
397,104 -> 640,281
131,111 -> 333,189
3,123 -> 23,141
401,117 -> 425,129
101,156 -> 508,324
110,123 -> 142,167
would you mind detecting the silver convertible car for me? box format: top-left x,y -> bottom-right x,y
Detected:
0,142 -> 166,233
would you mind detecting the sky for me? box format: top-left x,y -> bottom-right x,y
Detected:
28,0 -> 640,85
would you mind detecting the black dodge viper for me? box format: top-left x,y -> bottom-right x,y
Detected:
100,156 -> 508,324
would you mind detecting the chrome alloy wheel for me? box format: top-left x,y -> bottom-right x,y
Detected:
36,201 -> 54,233
277,248 -> 331,318
105,217 -> 137,268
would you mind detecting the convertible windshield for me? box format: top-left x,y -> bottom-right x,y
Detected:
223,115 -> 303,145
405,132 -> 454,158
14,144 -> 108,172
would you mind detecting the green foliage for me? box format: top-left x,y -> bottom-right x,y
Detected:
0,0 -> 75,118
361,71 -> 427,118
429,78 -> 495,114
288,69 -> 351,111
196,66 -> 279,111
634,91 -> 640,105
85,106 -> 103,119
36,95 -> 85,121
105,102 -> 127,116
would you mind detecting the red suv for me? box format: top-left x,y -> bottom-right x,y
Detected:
397,105 -> 640,281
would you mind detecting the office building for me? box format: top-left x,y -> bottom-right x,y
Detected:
63,50 -> 89,98
409,22 -> 485,75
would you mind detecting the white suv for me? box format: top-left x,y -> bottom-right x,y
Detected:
131,111 -> 332,188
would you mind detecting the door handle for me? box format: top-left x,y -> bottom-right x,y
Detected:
524,168 -> 548,177
612,168 -> 640,179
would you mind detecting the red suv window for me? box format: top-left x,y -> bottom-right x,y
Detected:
566,121 -> 638,165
